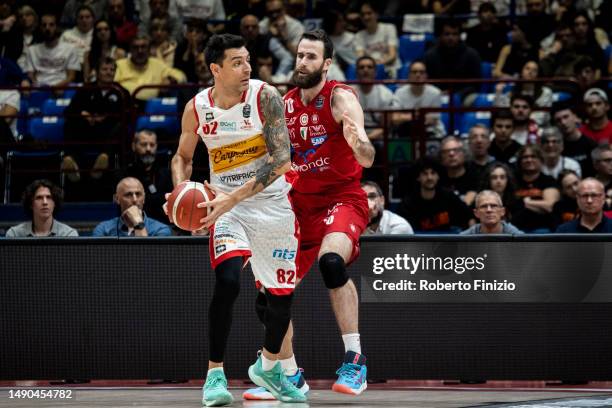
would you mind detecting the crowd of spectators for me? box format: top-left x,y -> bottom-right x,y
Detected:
0,0 -> 611,236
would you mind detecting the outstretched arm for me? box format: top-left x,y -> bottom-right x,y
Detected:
199,85 -> 291,227
332,87 -> 376,168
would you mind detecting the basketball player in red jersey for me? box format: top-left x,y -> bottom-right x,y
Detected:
244,29 -> 375,400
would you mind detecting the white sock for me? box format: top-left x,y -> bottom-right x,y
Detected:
261,354 -> 278,371
342,333 -> 361,354
207,367 -> 224,376
280,355 -> 298,376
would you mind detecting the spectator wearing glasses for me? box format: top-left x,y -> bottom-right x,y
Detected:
438,136 -> 479,205
259,0 -> 304,56
461,190 -> 523,234
591,144 -> 612,193
556,178 -> 612,232
540,127 -> 582,179
361,181 -> 413,235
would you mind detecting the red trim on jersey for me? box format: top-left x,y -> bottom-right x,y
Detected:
211,249 -> 252,270
267,287 -> 295,295
192,97 -> 199,133
207,88 -> 215,107
285,181 -> 302,279
240,89 -> 247,103
256,83 -> 265,124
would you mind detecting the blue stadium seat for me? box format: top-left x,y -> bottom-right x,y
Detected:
472,93 -> 496,107
26,90 -> 52,111
398,34 -> 432,64
480,62 -> 494,92
63,88 -> 78,99
136,115 -> 180,135
28,117 -> 65,142
41,98 -> 71,115
345,63 -> 387,80
552,92 -> 571,102
144,97 -> 178,115
397,63 -> 410,80
459,111 -> 491,135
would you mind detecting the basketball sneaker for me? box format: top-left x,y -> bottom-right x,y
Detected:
247,355 -> 307,403
243,368 -> 309,400
332,351 -> 367,395
202,369 -> 233,407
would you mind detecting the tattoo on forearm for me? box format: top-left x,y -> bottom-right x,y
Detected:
254,86 -> 291,191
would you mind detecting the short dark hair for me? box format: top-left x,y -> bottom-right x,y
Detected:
492,109 -> 514,124
573,56 -> 596,75
299,29 -> 334,59
511,93 -> 534,107
361,180 -> 383,196
440,18 -> 461,32
21,179 -> 63,219
478,2 -> 496,14
76,5 -> 95,18
415,157 -> 442,176
551,100 -> 577,118
356,55 -> 376,67
204,33 -> 246,66
517,144 -> 544,162
96,56 -> 116,71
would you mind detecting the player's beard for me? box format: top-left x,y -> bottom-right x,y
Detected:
291,62 -> 325,89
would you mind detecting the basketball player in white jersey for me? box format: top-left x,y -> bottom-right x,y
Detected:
166,34 -> 305,406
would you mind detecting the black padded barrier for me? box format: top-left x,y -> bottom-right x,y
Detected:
1,235 -> 611,380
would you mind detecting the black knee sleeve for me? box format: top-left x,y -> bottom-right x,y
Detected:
263,291 -> 293,354
208,257 -> 242,362
255,290 -> 267,324
319,253 -> 348,289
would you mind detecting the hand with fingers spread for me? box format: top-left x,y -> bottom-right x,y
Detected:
197,181 -> 237,229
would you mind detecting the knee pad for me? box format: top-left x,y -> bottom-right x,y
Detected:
319,253 -> 348,289
213,257 -> 242,302
263,292 -> 294,354
265,291 -> 293,320
255,290 -> 267,324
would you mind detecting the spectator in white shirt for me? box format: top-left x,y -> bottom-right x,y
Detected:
60,5 -> 95,64
362,181 -> 414,235
540,127 -> 582,179
259,0 -> 304,56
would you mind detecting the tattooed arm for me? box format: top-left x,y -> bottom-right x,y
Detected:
198,85 -> 292,227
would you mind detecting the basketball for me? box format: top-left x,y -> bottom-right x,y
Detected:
166,181 -> 215,232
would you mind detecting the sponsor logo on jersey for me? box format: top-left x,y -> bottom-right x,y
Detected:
240,119 -> 253,130
315,96 -> 324,109
243,103 -> 251,118
288,128 -> 296,140
210,134 -> 267,173
218,171 -> 257,183
312,113 -> 319,124
205,112 -> 214,121
286,98 -> 294,113
309,125 -> 327,137
272,248 -> 296,260
292,156 -> 331,173
312,136 -> 327,146
286,116 -> 297,126
300,126 -> 308,140
215,244 -> 226,255
300,113 -> 308,126
219,121 -> 237,131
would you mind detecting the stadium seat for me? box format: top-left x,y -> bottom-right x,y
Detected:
26,90 -> 52,111
472,93 -> 496,107
3,150 -> 64,203
398,33 -> 433,64
345,63 -> 387,80
28,117 -> 65,142
144,97 -> 178,115
16,99 -> 29,139
459,111 -> 491,135
552,92 -> 571,102
63,88 -> 78,99
136,115 -> 180,136
41,98 -> 71,115
480,62 -> 494,92
397,63 -> 410,80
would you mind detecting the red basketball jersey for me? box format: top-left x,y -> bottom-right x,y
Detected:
284,80 -> 363,194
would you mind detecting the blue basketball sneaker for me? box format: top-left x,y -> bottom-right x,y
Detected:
332,351 -> 367,395
243,368 -> 309,400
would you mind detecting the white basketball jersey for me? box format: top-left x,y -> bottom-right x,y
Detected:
193,79 -> 291,202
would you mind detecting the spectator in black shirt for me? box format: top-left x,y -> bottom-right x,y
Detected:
467,124 -> 495,182
517,0 -> 556,48
552,101 -> 597,176
397,158 -> 473,233
494,24 -> 539,78
465,2 -> 508,63
481,162 -> 520,218
556,178 -> 612,233
512,144 -> 561,232
438,135 -> 479,205
552,169 -> 580,228
489,109 -> 522,164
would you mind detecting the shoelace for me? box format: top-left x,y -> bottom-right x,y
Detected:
277,370 -> 298,391
206,375 -> 226,388
336,363 -> 360,382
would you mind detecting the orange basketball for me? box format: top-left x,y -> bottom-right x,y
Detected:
166,181 -> 215,232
